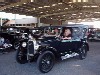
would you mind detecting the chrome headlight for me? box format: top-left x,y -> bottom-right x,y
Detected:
33,40 -> 40,50
29,34 -> 33,39
22,42 -> 27,47
34,44 -> 40,50
22,34 -> 25,38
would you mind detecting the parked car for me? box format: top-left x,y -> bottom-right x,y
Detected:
16,25 -> 89,73
88,28 -> 100,41
0,26 -> 21,53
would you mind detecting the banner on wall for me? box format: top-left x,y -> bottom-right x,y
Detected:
5,0 -> 21,3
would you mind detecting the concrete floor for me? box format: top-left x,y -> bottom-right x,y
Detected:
0,42 -> 100,75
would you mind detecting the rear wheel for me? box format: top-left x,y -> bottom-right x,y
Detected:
16,49 -> 27,64
37,51 -> 55,73
79,45 -> 87,60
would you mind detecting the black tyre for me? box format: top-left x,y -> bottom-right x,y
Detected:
79,45 -> 87,60
16,49 -> 27,64
37,51 -> 55,73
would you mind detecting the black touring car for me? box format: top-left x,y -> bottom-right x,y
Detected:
0,26 -> 21,53
88,28 -> 100,41
16,25 -> 89,73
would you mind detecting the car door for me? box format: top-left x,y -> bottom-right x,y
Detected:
58,39 -> 73,53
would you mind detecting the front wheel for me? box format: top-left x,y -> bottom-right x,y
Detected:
16,49 -> 28,64
37,51 -> 55,73
79,45 -> 87,60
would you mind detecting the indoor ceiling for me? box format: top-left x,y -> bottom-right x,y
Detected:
1,0 -> 100,21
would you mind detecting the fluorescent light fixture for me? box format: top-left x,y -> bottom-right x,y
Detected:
94,12 -> 100,13
46,11 -> 48,12
65,8 -> 68,10
83,6 -> 90,7
33,8 -> 35,10
72,14 -> 76,15
40,12 -> 43,13
91,6 -> 99,7
58,3 -> 63,4
44,6 -> 50,7
72,0 -> 88,3
83,5 -> 99,7
68,2 -> 73,3
23,3 -> 26,4
38,7 -> 43,8
52,4 -> 57,6
16,5 -> 19,6
79,13 -> 82,14
31,0 -> 33,2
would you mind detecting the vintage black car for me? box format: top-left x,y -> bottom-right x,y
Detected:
16,25 -> 89,73
0,26 -> 21,53
88,28 -> 100,41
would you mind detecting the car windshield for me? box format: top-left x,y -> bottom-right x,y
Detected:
44,27 -> 61,36
72,27 -> 82,39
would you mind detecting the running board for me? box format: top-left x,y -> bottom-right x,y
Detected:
61,53 -> 79,60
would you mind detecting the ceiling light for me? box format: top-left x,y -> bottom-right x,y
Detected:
44,6 -> 50,7
38,7 -> 43,8
85,15 -> 88,17
78,16 -> 81,17
46,11 -> 48,12
58,3 -> 63,4
68,2 -> 73,3
83,6 -> 90,7
53,10 -> 55,11
94,12 -> 100,13
91,6 -> 99,7
33,8 -> 35,10
78,19 -> 82,21
63,15 -> 66,16
69,5 -> 72,7
72,14 -> 76,15
52,4 -> 57,6
65,8 -> 68,10
31,0 -> 33,2
51,18 -> 53,19
58,9 -> 61,10
23,3 -> 26,4
58,16 -> 60,17
79,13 -> 82,14
16,5 -> 19,6
40,12 -> 43,13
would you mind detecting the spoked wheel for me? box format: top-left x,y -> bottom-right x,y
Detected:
16,49 -> 27,64
79,45 -> 87,60
37,51 -> 55,73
